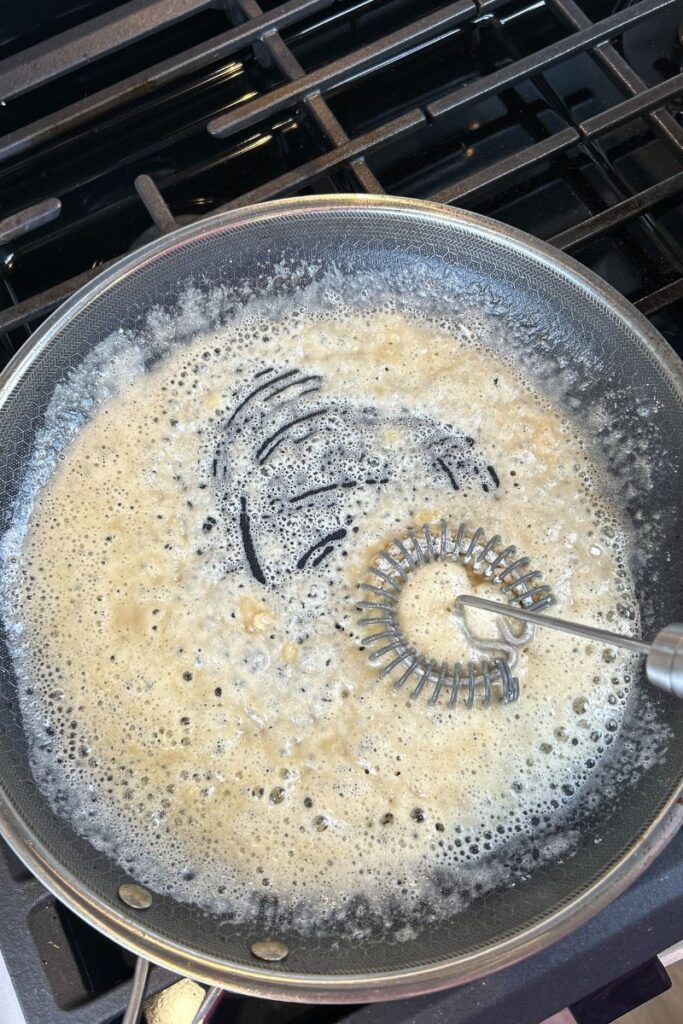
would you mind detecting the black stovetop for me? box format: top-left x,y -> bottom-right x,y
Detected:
0,1 -> 681,1022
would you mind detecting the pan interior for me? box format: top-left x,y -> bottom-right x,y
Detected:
0,202 -> 680,983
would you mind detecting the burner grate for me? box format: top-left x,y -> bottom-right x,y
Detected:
0,0 -> 680,354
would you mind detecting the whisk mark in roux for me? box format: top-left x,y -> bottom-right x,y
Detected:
0,283 -> 659,935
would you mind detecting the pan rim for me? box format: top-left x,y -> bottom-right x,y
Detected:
0,193 -> 681,1002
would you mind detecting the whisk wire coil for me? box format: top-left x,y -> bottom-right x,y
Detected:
357,522 -> 554,709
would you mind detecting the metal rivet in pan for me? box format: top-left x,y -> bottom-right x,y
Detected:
118,883 -> 153,909
250,938 -> 289,962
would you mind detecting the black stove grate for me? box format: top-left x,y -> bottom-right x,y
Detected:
0,0 -> 681,353
0,2 -> 681,1022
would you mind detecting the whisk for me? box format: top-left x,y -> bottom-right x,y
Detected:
357,522 -> 554,708
455,595 -> 683,701
357,522 -> 683,707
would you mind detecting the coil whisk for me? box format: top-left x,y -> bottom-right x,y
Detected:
357,522 -> 554,708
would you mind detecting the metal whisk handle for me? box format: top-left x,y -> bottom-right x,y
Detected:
455,596 -> 683,700
647,624 -> 683,699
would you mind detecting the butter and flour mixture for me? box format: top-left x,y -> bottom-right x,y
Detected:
1,280 -> 654,935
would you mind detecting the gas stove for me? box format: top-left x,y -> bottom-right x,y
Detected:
0,1 -> 681,1022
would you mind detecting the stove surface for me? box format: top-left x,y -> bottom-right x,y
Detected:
0,1 -> 681,1022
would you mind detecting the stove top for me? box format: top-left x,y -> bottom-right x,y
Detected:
0,1 -> 681,1022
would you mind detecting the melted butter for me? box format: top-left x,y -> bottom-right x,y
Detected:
240,597 -> 275,634
5,305 -> 640,927
396,561 -> 508,665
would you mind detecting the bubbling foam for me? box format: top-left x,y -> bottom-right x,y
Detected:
0,273 -> 669,939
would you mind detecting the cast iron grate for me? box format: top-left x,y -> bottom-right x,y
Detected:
0,0 -> 680,354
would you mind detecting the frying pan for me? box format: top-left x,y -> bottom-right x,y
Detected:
0,196 -> 681,1003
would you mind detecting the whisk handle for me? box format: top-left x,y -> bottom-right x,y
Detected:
455,595 -> 683,700
647,624 -> 683,699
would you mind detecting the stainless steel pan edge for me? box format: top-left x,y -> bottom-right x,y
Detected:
0,195 -> 680,1002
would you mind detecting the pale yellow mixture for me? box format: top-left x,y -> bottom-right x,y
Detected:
7,306 -> 636,924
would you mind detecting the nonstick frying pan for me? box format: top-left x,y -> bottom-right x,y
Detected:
0,196 -> 680,1002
